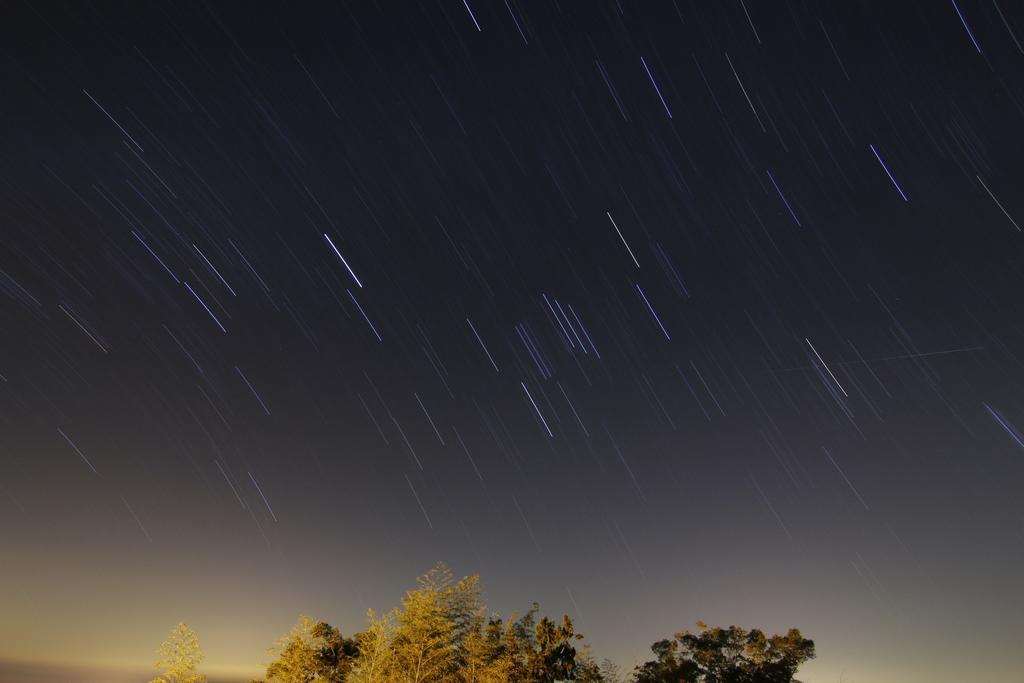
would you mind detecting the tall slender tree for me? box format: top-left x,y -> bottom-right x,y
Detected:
149,622 -> 207,683
389,563 -> 477,682
349,609 -> 398,683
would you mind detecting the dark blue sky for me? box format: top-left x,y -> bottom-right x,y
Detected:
1,2 -> 1023,681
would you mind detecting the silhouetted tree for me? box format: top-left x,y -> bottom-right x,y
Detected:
528,614 -> 584,682
634,622 -> 814,683
572,646 -> 606,682
597,658 -> 624,683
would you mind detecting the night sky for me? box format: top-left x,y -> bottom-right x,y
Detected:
1,2 -> 1023,682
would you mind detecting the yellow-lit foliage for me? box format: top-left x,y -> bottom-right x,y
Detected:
348,609 -> 397,683
149,622 -> 207,683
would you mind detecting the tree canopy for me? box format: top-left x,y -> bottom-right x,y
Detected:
157,564 -> 815,683
263,615 -> 359,682
149,622 -> 207,683
254,563 -> 592,683
633,622 -> 815,683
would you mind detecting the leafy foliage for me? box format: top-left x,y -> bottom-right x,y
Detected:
262,615 -> 359,682
348,609 -> 397,683
149,622 -> 207,683
162,566 -> 814,683
633,622 -> 815,683
388,564 -> 466,682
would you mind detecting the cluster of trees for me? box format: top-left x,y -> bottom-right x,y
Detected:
633,623 -> 815,683
149,563 -> 814,683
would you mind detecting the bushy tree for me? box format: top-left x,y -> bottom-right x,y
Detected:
149,622 -> 207,683
634,622 -> 814,683
262,615 -> 358,683
528,614 -> 584,682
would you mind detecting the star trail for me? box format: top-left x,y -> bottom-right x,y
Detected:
1,2 -> 1023,682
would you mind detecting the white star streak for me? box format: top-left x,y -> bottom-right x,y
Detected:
521,381 -> 553,437
324,233 -> 363,288
606,212 -> 640,268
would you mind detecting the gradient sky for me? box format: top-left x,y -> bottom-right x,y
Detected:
1,2 -> 1023,682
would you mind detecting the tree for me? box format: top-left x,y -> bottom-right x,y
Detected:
597,658 -> 623,683
262,615 -> 358,683
149,622 -> 207,683
634,623 -> 815,683
457,614 -> 514,683
498,605 -> 538,681
528,614 -> 584,682
455,603 -> 589,682
572,646 -> 607,683
417,562 -> 484,659
350,609 -> 398,683
345,562 -> 596,682
389,563 -> 481,682
241,565 -> 814,683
